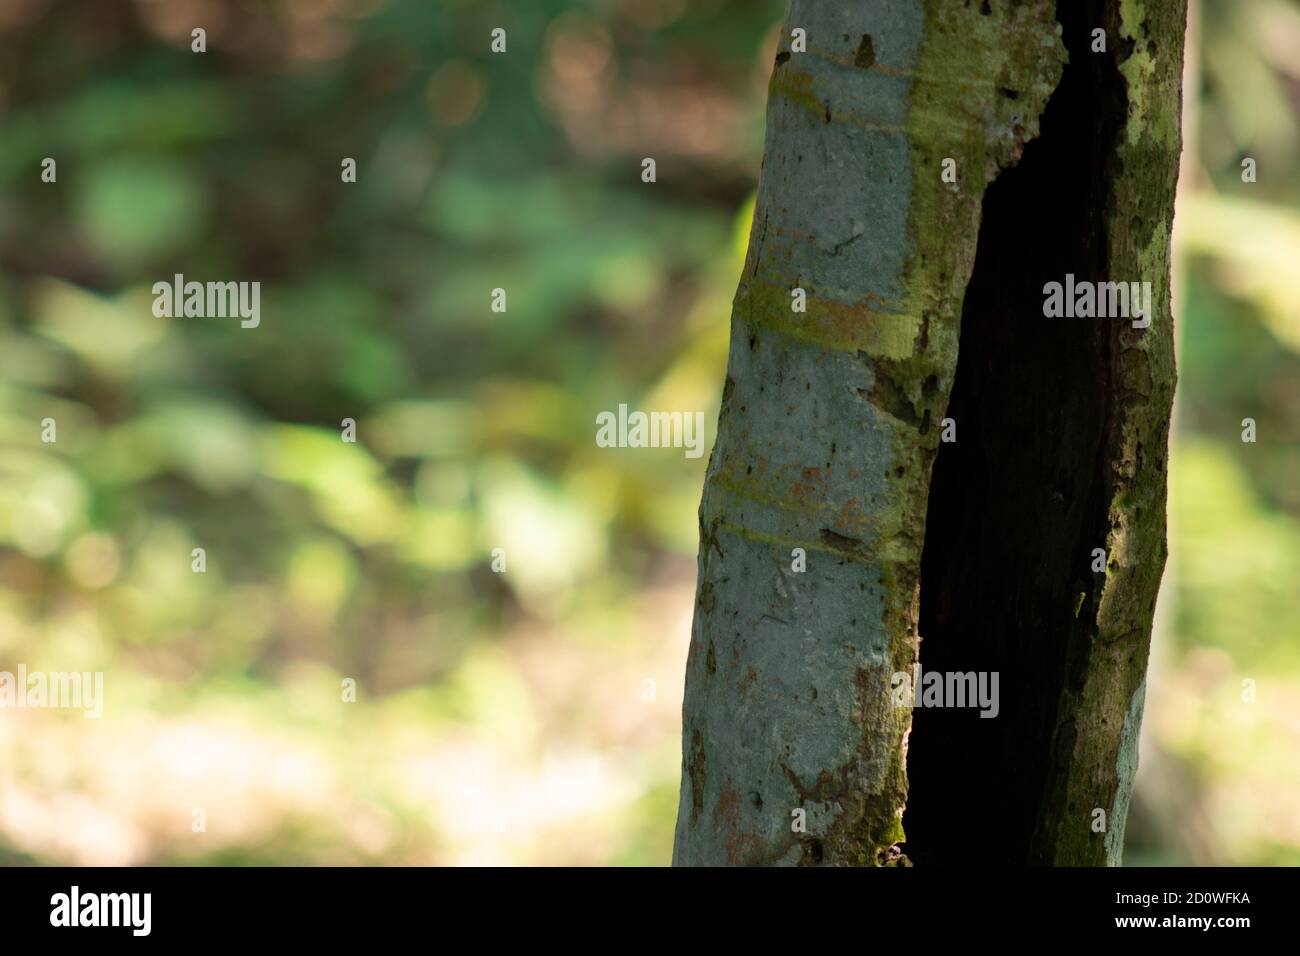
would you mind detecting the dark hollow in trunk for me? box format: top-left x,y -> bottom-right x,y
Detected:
903,0 -> 1130,866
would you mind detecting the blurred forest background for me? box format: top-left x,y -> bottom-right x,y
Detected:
0,0 -> 1295,866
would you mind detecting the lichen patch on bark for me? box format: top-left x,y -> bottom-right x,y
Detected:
674,0 -> 1068,867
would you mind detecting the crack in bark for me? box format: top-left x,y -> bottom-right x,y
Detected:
902,0 -> 1176,867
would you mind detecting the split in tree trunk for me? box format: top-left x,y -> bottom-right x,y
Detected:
673,0 -> 1186,867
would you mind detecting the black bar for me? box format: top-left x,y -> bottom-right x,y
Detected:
0,865 -> 1281,941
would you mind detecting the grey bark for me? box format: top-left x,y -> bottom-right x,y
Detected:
673,0 -> 1185,866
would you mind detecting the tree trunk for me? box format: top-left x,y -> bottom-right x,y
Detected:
673,0 -> 1185,867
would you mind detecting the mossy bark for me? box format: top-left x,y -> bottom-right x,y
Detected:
1032,0 -> 1187,868
673,0 -> 1184,867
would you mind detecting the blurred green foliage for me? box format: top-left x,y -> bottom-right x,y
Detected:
0,0 -> 783,866
1123,0 -> 1300,866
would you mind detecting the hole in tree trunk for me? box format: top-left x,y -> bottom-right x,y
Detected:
901,0 -> 1128,866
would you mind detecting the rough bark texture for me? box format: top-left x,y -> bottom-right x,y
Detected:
673,0 -> 1184,867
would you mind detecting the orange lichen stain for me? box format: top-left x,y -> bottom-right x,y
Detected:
712,780 -> 743,832
788,482 -> 815,504
788,465 -> 832,507
714,778 -> 764,865
831,498 -> 866,538
814,300 -> 920,357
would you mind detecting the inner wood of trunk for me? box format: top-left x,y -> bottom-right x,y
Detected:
901,0 -> 1129,866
